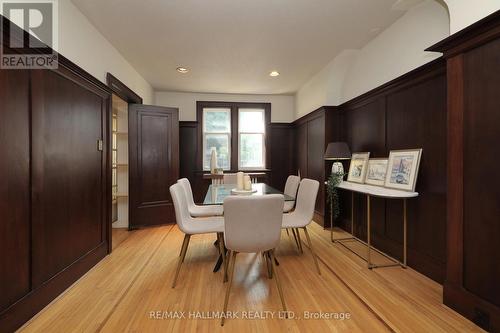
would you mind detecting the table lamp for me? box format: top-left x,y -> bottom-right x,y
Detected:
324,142 -> 351,174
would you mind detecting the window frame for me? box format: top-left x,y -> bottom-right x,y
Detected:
202,108 -> 232,171
197,101 -> 271,172
237,108 -> 266,170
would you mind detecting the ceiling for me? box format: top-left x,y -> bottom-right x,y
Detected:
72,0 -> 414,95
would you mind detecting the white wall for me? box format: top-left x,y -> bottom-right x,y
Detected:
154,91 -> 295,123
295,0 -> 449,118
295,50 -> 358,119
342,0 -> 449,102
444,0 -> 500,33
58,0 -> 153,103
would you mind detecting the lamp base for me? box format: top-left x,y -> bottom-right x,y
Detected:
331,162 -> 344,175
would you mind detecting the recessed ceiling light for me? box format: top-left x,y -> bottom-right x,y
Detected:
176,67 -> 189,73
269,71 -> 280,77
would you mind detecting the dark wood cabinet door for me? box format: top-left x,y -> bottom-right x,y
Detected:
0,69 -> 31,312
31,68 -> 108,287
129,105 -> 179,228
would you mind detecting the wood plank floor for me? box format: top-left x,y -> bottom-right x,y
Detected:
19,224 -> 483,333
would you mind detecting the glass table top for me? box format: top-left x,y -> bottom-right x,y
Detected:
203,183 -> 295,205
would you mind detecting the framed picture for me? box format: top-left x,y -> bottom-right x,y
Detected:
347,152 -> 370,183
365,158 -> 388,186
384,149 -> 422,191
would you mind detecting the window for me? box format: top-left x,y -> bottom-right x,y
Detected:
238,108 -> 265,169
203,108 -> 231,170
199,102 -> 270,171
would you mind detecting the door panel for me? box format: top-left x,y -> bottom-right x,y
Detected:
31,68 -> 106,287
129,105 -> 179,228
0,69 -> 31,312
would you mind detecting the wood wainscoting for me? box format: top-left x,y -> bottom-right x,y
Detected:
0,16 -> 111,332
337,58 -> 447,284
428,10 -> 500,332
291,59 -> 447,284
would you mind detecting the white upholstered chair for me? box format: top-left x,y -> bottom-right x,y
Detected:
223,173 -> 238,184
221,195 -> 286,326
169,183 -> 225,288
283,175 -> 300,213
177,178 -> 223,217
282,178 -> 321,275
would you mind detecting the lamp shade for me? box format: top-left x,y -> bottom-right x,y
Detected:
324,142 -> 351,160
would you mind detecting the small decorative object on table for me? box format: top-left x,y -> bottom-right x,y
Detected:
210,147 -> 218,174
231,173 -> 257,194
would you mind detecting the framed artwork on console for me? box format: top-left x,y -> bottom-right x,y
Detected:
384,149 -> 422,191
365,158 -> 388,186
347,152 -> 370,183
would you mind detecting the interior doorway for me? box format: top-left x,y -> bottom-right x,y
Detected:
106,73 -> 143,251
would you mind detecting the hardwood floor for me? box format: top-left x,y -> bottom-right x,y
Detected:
19,224 -> 482,332
112,228 -> 130,251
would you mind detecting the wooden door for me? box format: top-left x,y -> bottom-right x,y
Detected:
129,105 -> 179,228
0,69 -> 31,312
31,67 -> 109,287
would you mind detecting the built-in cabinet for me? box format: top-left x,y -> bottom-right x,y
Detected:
0,32 -> 111,332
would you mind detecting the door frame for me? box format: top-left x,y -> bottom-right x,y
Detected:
106,73 -> 143,252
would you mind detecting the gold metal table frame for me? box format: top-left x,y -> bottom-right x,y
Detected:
330,182 -> 417,270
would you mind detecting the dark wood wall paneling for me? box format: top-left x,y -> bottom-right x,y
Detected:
337,59 -> 447,283
428,11 -> 500,332
291,107 -> 339,225
0,16 -> 111,332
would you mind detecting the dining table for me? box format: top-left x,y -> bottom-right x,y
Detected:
202,182 -> 295,272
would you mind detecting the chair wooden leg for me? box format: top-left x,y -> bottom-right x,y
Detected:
291,228 -> 300,252
217,233 -> 228,282
295,228 -> 304,254
286,228 -> 290,237
270,249 -> 287,315
221,251 -> 237,326
172,234 -> 191,288
265,251 -> 273,279
303,227 -> 321,275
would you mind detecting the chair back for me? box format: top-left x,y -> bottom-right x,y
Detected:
223,173 -> 238,184
178,178 -> 195,208
223,195 -> 284,253
170,183 -> 191,234
294,179 -> 320,222
284,175 -> 300,199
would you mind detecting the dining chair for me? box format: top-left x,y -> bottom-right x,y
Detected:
223,173 -> 238,184
221,194 -> 286,326
169,183 -> 226,288
283,175 -> 300,213
282,178 -> 321,275
177,178 -> 223,217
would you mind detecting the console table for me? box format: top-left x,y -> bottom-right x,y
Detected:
332,181 -> 418,269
